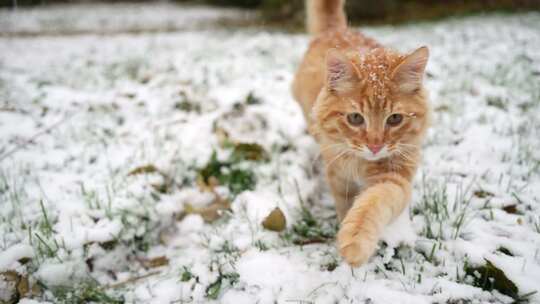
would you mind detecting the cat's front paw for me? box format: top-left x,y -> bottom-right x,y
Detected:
337,222 -> 378,267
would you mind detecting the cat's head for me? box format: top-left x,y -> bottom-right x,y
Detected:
312,46 -> 430,162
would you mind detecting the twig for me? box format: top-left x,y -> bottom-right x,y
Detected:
293,238 -> 330,246
307,281 -> 338,298
106,270 -> 161,289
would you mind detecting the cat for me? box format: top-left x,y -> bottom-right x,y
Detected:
292,0 -> 430,266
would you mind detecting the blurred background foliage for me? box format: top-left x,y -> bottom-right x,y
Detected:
185,0 -> 540,25
2,0 -> 539,26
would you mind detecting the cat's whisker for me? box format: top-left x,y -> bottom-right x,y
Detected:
324,149 -> 351,171
395,144 -> 417,155
392,147 -> 413,161
396,143 -> 421,153
311,143 -> 346,167
347,144 -> 365,154
395,151 -> 414,160
397,149 -> 414,161
396,142 -> 420,148
394,150 -> 418,168
400,151 -> 419,165
345,153 -> 352,205
390,152 -> 408,171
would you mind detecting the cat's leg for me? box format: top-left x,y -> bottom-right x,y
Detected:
326,166 -> 359,222
337,174 -> 411,266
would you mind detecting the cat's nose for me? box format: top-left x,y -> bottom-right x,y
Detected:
367,144 -> 383,154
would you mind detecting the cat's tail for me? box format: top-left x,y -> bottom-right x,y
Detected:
306,0 -> 347,35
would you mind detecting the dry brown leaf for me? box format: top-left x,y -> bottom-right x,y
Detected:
143,256 -> 169,268
16,275 -> 29,297
474,190 -> 494,199
262,207 -> 286,232
128,164 -> 159,176
196,175 -> 220,193
503,204 -> 518,214
179,194 -> 230,223
1,271 -> 20,303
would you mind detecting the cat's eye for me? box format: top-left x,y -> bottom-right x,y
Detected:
387,114 -> 403,126
346,112 -> 364,126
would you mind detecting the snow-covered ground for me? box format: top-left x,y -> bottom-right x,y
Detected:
0,3 -> 251,35
1,4 -> 540,303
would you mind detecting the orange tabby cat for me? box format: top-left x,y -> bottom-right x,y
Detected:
292,0 -> 430,266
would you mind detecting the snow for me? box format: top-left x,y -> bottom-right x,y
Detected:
487,253 -> 540,296
0,3 -> 539,303
179,214 -> 205,233
0,3 -> 250,35
0,244 -> 34,271
234,190 -> 287,227
18,300 -> 52,304
36,261 -> 88,287
381,206 -> 417,248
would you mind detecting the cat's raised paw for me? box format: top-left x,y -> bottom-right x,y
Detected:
337,224 -> 378,267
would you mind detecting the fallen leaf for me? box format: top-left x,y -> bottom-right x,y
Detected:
196,175 -> 219,192
465,259 -> 519,299
503,204 -> 518,214
30,281 -> 41,297
262,207 -> 286,232
180,195 -> 230,223
16,275 -> 29,297
474,190 -> 494,198
231,143 -> 268,162
128,164 -> 159,176
0,271 -> 20,303
143,256 -> 169,268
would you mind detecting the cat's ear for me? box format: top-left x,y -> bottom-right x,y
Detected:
325,49 -> 359,95
392,46 -> 429,94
